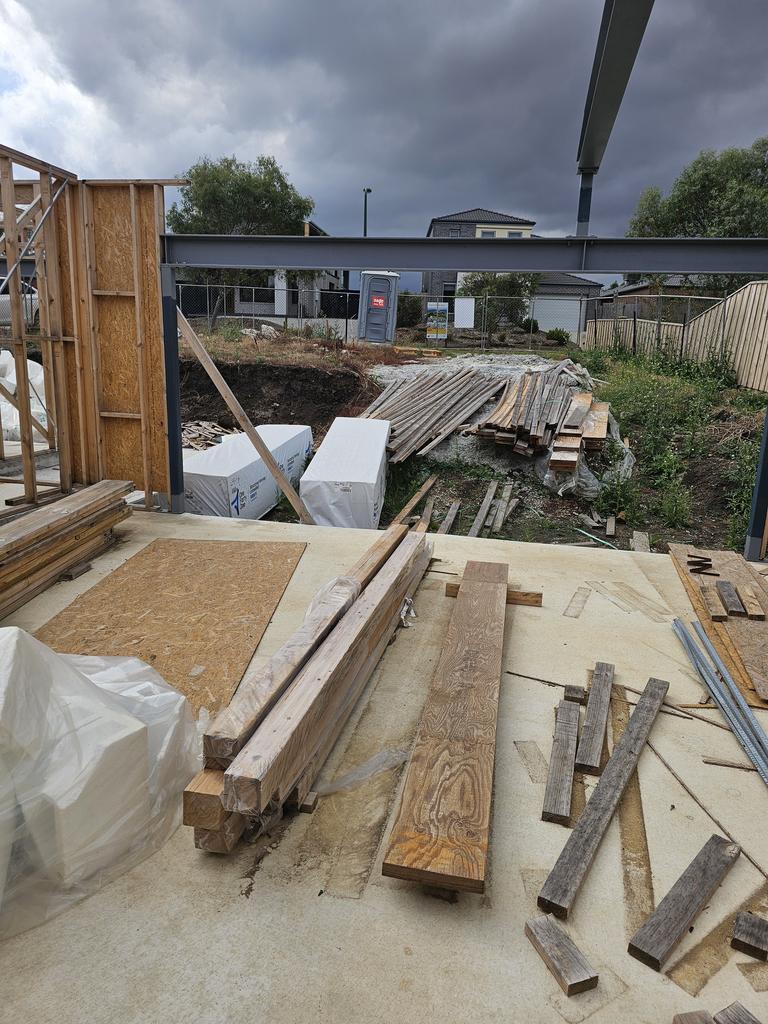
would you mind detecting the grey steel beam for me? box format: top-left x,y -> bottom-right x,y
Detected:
160,264 -> 184,513
163,233 -> 768,275
577,0 -> 655,174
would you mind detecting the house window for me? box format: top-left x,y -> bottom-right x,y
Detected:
507,231 -> 522,238
442,282 -> 456,297
239,287 -> 252,302
447,227 -> 460,238
480,230 -> 496,238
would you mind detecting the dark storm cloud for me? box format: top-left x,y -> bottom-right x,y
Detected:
13,0 -> 768,239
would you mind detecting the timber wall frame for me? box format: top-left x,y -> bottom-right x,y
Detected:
0,143 -> 184,510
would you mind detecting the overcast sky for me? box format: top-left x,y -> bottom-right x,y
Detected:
1,0 -> 767,246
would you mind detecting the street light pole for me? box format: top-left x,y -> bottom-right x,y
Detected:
362,187 -> 372,237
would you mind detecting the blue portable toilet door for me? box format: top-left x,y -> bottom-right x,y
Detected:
365,279 -> 390,342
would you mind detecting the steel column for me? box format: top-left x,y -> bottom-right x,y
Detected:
160,264 -> 184,513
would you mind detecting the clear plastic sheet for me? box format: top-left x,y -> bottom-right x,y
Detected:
537,411 -> 635,500
0,627 -> 198,940
314,748 -> 409,797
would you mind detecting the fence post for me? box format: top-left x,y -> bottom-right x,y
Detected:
720,290 -> 727,359
529,296 -> 535,351
632,304 -> 637,356
679,307 -> 687,363
656,293 -> 663,352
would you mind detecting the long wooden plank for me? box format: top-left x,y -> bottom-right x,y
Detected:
628,834 -> 741,970
736,584 -> 766,621
390,474 -> 438,524
443,581 -> 542,606
673,1013 -> 715,1024
732,911 -> 768,960
490,483 -> 513,534
178,310 -> 314,524
714,1003 -> 764,1024
436,500 -> 461,535
467,481 -> 498,537
183,769 -> 228,830
0,480 -> 132,559
716,580 -> 747,617
381,560 -> 508,893
204,525 -> 408,765
542,700 -> 580,824
413,496 -> 434,533
222,533 -> 431,814
538,677 -> 669,919
574,661 -> 614,775
525,915 -> 598,995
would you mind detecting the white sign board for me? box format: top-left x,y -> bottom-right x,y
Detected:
453,297 -> 475,329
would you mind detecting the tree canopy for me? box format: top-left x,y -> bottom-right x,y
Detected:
168,155 -> 314,236
457,271 -> 538,332
627,137 -> 768,291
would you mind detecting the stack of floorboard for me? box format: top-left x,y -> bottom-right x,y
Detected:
360,368 -> 503,463
0,480 -> 132,619
476,362 -> 609,471
183,525 -> 431,853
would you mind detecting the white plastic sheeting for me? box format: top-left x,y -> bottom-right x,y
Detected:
0,627 -> 198,940
0,349 -> 48,442
183,425 -> 312,518
299,416 -> 389,528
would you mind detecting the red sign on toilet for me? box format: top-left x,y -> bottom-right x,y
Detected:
371,296 -> 385,308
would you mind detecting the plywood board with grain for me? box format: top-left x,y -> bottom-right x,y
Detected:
35,538 -> 306,715
381,560 -> 508,893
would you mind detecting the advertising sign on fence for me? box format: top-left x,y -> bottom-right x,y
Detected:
426,301 -> 449,341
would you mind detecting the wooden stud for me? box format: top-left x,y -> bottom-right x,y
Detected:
413,496 -> 434,533
435,499 -> 461,535
490,483 -> 514,534
575,661 -> 614,775
700,583 -> 728,622
178,311 -> 315,524
525,915 -> 598,996
467,481 -> 498,537
542,701 -> 579,825
732,911 -> 768,961
716,580 -> 747,617
128,184 -> 153,508
0,155 -> 36,502
736,584 -> 765,621
672,1014 -> 715,1024
299,792 -> 318,814
183,769 -> 228,831
628,834 -> 741,971
564,684 -> 587,705
538,677 -> 669,919
390,474 -> 438,524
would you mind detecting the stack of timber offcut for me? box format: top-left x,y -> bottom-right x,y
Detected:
0,480 -> 132,619
183,525 -> 431,854
360,368 -> 503,463
476,362 -> 609,472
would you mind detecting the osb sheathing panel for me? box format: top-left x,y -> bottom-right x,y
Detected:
36,538 -> 307,715
101,416 -> 145,484
91,186 -> 133,292
97,295 -> 141,411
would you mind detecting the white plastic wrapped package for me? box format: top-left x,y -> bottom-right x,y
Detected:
299,416 -> 390,528
0,627 -> 198,940
0,349 -> 48,442
183,424 -> 312,518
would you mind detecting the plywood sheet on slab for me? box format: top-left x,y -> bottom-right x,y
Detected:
35,538 -> 306,714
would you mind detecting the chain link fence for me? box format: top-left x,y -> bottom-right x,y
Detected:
176,282 -> 586,348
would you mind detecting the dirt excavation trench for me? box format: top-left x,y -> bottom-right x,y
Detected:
179,359 -> 379,438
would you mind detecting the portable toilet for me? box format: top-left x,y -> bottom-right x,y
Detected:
358,271 -> 399,343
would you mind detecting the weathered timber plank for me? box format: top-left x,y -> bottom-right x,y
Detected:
672,1013 -> 715,1024
525,915 -> 598,996
183,769 -> 227,831
713,1002 -> 764,1024
542,701 -> 580,825
716,580 -> 747,617
574,661 -> 614,775
630,531 -> 651,552
732,911 -> 768,960
564,684 -> 587,705
537,677 -> 669,919
391,474 -> 437,524
605,516 -> 616,538
435,499 -> 461,535
700,584 -> 728,622
222,533 -> 431,814
381,560 -> 508,893
443,580 -> 542,606
628,834 -> 741,971
467,481 -> 498,537
736,584 -> 766,621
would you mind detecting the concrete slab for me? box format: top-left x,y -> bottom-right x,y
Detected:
1,512 -> 766,1022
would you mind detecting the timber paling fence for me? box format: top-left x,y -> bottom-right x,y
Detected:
580,281 -> 768,392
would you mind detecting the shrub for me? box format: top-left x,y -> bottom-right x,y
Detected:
520,317 -> 539,334
726,438 -> 760,550
396,291 -> 423,329
658,477 -> 692,528
546,327 -> 570,344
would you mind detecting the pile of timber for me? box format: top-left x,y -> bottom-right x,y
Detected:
181,420 -> 238,451
360,368 -> 503,463
0,480 -> 132,619
183,525 -> 431,853
476,362 -> 609,471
